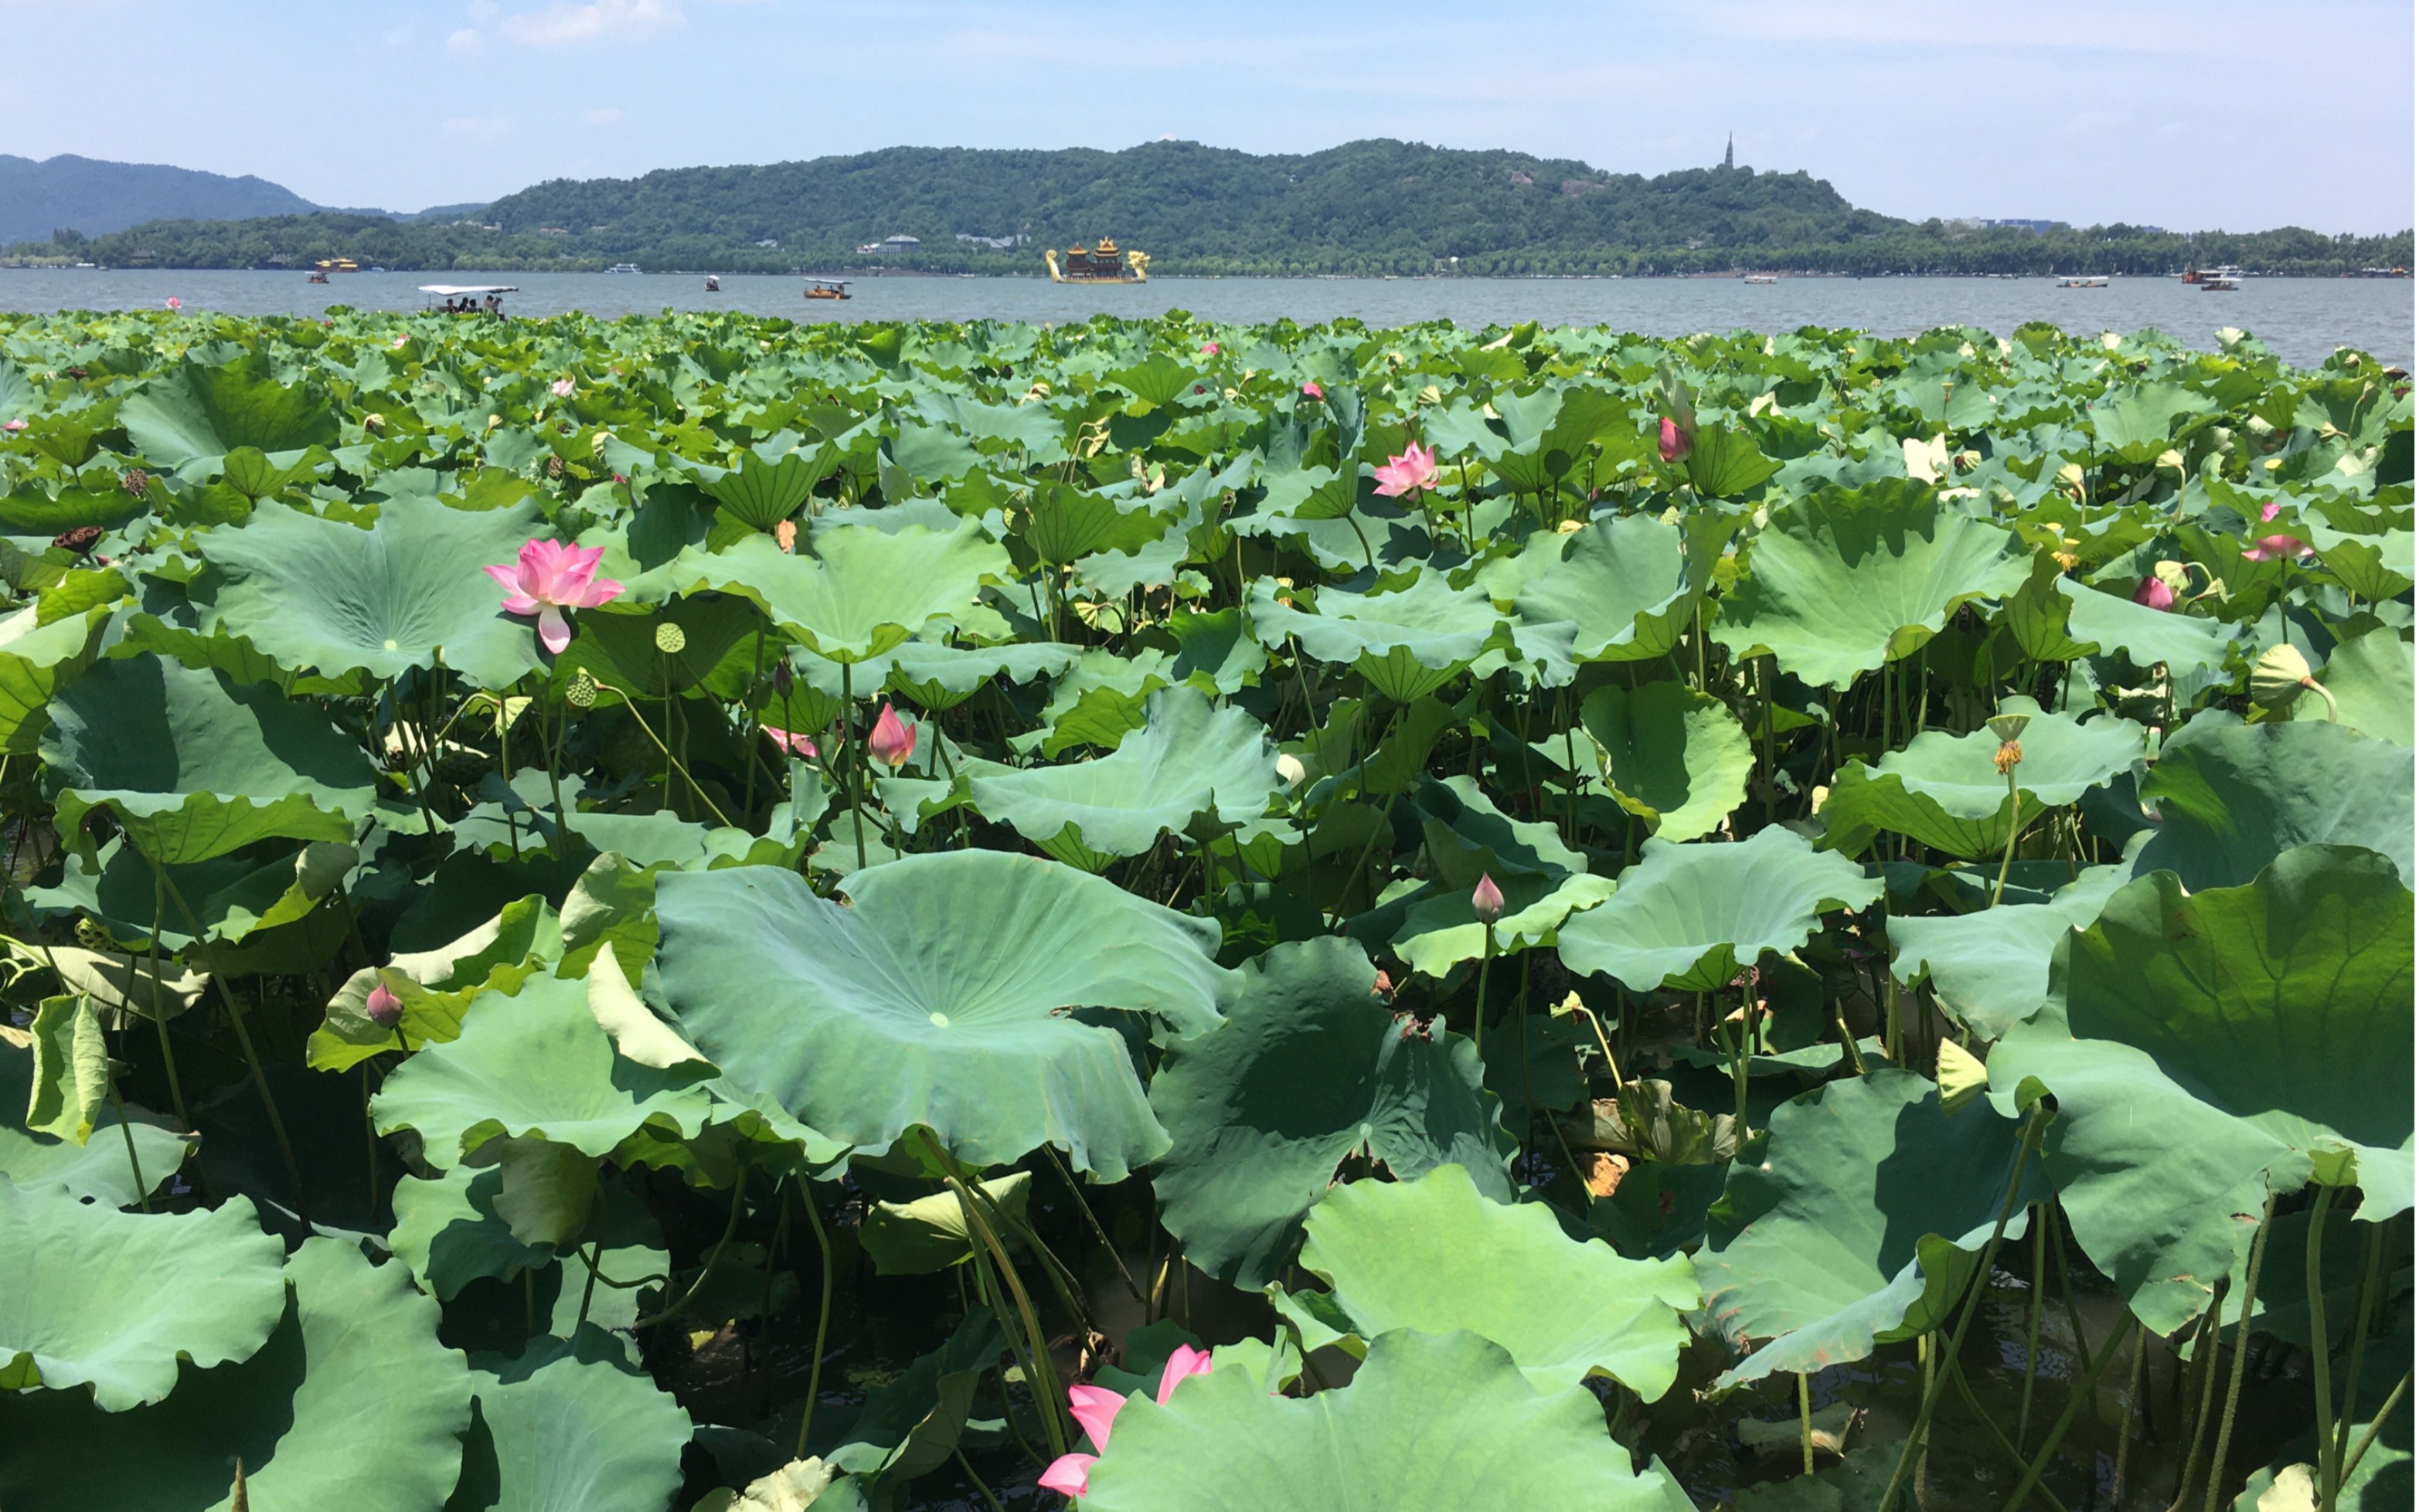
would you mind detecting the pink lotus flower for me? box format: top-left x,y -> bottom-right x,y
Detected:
1373,441 -> 1440,498
1471,872 -> 1505,924
164,297 -> 182,313
1658,415 -> 1692,464
1040,1345 -> 1214,1500
366,981 -> 405,1029
1199,341 -> 1219,356
1301,380 -> 1324,400
867,703 -> 917,767
484,539 -> 624,654
2134,576 -> 2176,611
763,725 -> 818,759
2241,500 -> 2312,561
2,420 -> 24,433
391,335 -> 410,349
2260,501 -> 2284,522
550,379 -> 576,399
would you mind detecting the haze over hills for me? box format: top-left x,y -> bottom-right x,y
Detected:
8,141 -> 2410,278
0,154 -> 349,244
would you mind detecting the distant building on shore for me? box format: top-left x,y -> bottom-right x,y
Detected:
853,233 -> 922,255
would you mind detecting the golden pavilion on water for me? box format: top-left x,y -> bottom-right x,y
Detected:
1045,237 -> 1149,284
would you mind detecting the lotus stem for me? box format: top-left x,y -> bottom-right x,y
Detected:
2048,1201 -> 2093,1380
2112,1321 -> 2145,1510
1993,1307 -> 2135,1512
1948,1361 -> 2073,1512
1798,1372 -> 1815,1476
1042,1143 -> 1145,1304
362,1065 -> 378,1224
795,1178 -> 835,1459
2305,1186 -> 2339,1512
575,1241 -> 600,1330
104,1069 -> 150,1213
2200,1191 -> 2279,1512
2164,1276 -> 2231,1512
2335,1221 -> 2387,1480
1471,933 -> 1494,1063
840,661 -> 866,871
931,1136 -> 1069,1458
1873,1101 -> 2047,1512
618,698 -> 733,827
2342,1368 -> 2412,1481
2019,1206 -> 2046,1450
637,1166 -> 748,1328
143,860 -> 192,1131
1991,764 -> 2023,907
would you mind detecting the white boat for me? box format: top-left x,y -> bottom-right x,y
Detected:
1743,274 -> 1778,284
2053,275 -> 2109,289
606,263 -> 642,275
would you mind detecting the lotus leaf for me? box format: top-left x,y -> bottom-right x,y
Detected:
956,688 -> 1278,865
372,971 -> 715,1167
0,1184 -> 286,1409
309,892 -> 558,1070
1277,1163 -> 1698,1399
1148,938 -> 1512,1287
668,522 -> 1010,661
41,655 -> 379,865
0,1037 -> 186,1205
119,355 -> 339,473
0,1236 -> 471,1512
0,601 -> 105,754
655,852 -> 1227,1178
1580,681 -> 1753,843
1820,698 -> 2144,860
1557,827 -> 1885,993
1695,1069 -> 2046,1387
1078,1328 -> 1682,1512
2132,712 -> 2414,889
1989,847 -> 2414,1334
2294,623 -> 2414,744
450,1328 -> 692,1512
1887,857 -> 2135,1038
1249,571 -> 1525,702
1512,513 -> 1709,662
190,494 -> 550,689
1711,482 -> 2034,687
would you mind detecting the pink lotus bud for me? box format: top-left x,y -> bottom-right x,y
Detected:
1199,341 -> 1219,355
2134,576 -> 2176,611
366,981 -> 404,1028
867,703 -> 917,767
2,419 -> 24,433
1658,416 -> 1692,463
1471,873 -> 1505,924
1301,380 -> 1324,399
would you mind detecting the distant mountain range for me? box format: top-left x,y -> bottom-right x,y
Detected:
7,143 -> 2410,278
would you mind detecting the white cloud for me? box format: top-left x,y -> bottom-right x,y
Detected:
498,0 -> 686,46
442,114 -> 515,138
583,106 -> 624,125
447,27 -> 486,55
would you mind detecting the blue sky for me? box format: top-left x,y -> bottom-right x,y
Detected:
2,0 -> 2410,233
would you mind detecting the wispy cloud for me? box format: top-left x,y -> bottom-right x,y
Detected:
443,114 -> 515,138
497,0 -> 686,46
447,27 -> 486,55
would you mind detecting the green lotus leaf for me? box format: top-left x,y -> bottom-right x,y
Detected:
2294,624 -> 2413,745
686,447 -> 828,530
1077,1328 -> 1681,1512
0,1038 -> 186,1206
308,893 -> 558,1071
0,1184 -> 287,1410
0,601 -> 106,754
666,522 -> 1011,662
1512,512 -> 1710,661
1022,480 -> 1176,565
1148,939 -> 1513,1288
871,638 -> 1081,712
41,655 -> 379,866
118,355 -> 339,474
859,1172 -> 1031,1276
1694,1069 -> 2046,1388
1249,571 -> 1529,702
1820,697 -> 2145,860
392,1164 -> 665,1310
2057,576 -> 2237,678
1732,1446 -> 1900,1512
1989,847 -> 2415,1334
956,688 -> 1278,865
449,1328 -> 692,1512
1887,857 -> 2135,1038
1710,482 -> 2034,688
1278,1164 -> 1698,1400
1556,827 -> 1885,994
189,495 -> 549,689
654,853 -> 1228,1179
1580,681 -> 1752,843
371,971 -> 714,1168
2132,712 -> 2414,889
0,1236 -> 472,1512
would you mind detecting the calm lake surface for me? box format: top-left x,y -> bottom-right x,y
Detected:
3,267 -> 2409,369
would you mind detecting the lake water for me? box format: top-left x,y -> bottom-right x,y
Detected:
2,267 -> 2409,370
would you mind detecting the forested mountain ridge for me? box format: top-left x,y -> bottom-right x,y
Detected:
0,154 -> 328,244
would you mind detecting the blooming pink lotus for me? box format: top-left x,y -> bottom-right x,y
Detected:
1301,380 -> 1325,400
550,378 -> 576,399
1373,441 -> 1440,498
2242,499 -> 2312,561
366,981 -> 405,1029
763,725 -> 819,759
2,420 -> 24,433
2134,576 -> 2176,611
1471,872 -> 1505,924
1039,1345 -> 1214,1500
391,335 -> 410,350
484,539 -> 624,654
867,703 -> 917,767
164,297 -> 183,313
1199,341 -> 1220,356
1658,416 -> 1693,464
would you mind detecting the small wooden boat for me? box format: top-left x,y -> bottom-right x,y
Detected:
803,280 -> 851,301
704,274 -> 721,292
305,270 -> 331,284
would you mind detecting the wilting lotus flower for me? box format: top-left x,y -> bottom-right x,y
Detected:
866,703 -> 917,767
2134,576 -> 2176,610
774,519 -> 798,552
2,419 -> 24,433
484,539 -> 624,654
1039,1345 -> 1215,1500
1658,415 -> 1692,464
1471,872 -> 1505,924
365,981 -> 405,1029
1301,380 -> 1325,399
1373,440 -> 1440,498
1199,341 -> 1220,356
762,725 -> 818,759
164,297 -> 182,313
550,378 -> 576,398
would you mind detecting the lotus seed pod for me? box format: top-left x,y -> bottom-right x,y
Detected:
73,916 -> 109,950
1984,712 -> 2032,746
654,622 -> 687,654
2248,644 -> 2315,708
566,670 -> 599,708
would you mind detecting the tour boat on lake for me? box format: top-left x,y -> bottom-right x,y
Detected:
1046,238 -> 1150,284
